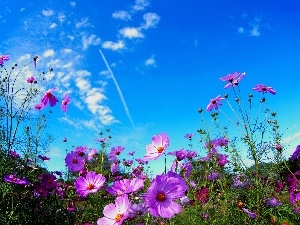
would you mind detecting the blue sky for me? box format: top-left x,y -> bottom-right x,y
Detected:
1,0 -> 300,174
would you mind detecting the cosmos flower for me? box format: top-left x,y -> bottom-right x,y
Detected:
34,103 -> 45,110
65,152 -> 85,172
143,173 -> 188,218
168,148 -> 187,161
218,154 -> 230,167
122,159 -> 133,167
232,174 -> 251,189
111,161 -> 120,174
106,178 -> 144,196
128,203 -> 147,218
0,55 -> 9,66
40,173 -> 57,189
242,208 -> 256,218
219,72 -> 245,89
38,155 -> 50,161
195,186 -> 209,204
9,150 -> 20,158
4,174 -> 29,185
208,172 -> 219,181
73,146 -> 88,157
290,192 -> 300,213
41,87 -> 59,107
27,76 -> 35,83
87,148 -> 97,160
61,93 -> 70,112
144,132 -> 169,161
97,194 -> 131,225
267,197 -> 282,207
186,150 -> 197,160
274,181 -> 284,193
206,95 -> 225,111
109,146 -> 125,161
252,84 -> 276,95
127,151 -> 135,156
184,133 -> 195,139
291,145 -> 300,160
74,171 -> 106,198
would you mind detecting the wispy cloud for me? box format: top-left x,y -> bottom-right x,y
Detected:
76,17 -> 93,28
82,34 -> 101,50
145,55 -> 156,66
42,9 -> 54,17
70,2 -> 76,7
43,49 -> 55,58
141,13 -> 160,30
99,50 -> 135,128
283,132 -> 300,144
237,15 -> 262,37
133,0 -> 150,11
119,27 -> 144,39
102,40 -> 125,51
112,10 -> 131,21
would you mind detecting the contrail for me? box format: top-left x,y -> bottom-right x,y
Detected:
99,50 -> 135,128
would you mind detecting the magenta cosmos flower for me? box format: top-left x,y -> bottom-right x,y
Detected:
143,172 -> 188,218
97,194 -> 131,225
4,174 -> 29,185
109,146 -> 125,161
291,145 -> 300,160
34,103 -> 45,110
242,208 -> 256,218
252,84 -> 276,95
219,72 -> 245,89
61,93 -> 70,112
41,87 -> 59,107
27,76 -> 35,83
206,95 -> 225,111
0,55 -> 9,65
38,155 -> 50,161
65,152 -> 85,172
144,132 -> 169,161
74,171 -> 106,197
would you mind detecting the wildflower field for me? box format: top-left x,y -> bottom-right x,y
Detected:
1,55 -> 300,225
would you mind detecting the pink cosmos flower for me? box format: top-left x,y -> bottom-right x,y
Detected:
184,133 -> 195,139
41,87 -> 59,107
206,95 -> 225,111
74,171 -> 106,197
111,161 -> 120,174
106,178 -> 144,196
87,148 -> 97,160
219,72 -> 245,89
61,93 -> 70,112
27,76 -> 35,83
144,132 -> 169,161
143,172 -> 188,218
4,174 -> 29,185
252,84 -> 276,95
9,150 -> 20,158
0,55 -> 9,65
97,194 -> 131,225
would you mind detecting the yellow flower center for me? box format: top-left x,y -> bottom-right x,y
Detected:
157,146 -> 164,153
115,213 -> 123,222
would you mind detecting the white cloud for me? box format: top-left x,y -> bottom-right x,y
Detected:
70,2 -> 76,7
82,34 -> 101,50
250,25 -> 260,37
141,13 -> 160,29
283,132 -> 300,144
42,9 -> 54,17
112,11 -> 131,20
133,0 -> 150,11
43,49 -> 55,58
102,40 -> 125,51
49,23 -> 57,29
238,27 -> 244,34
119,27 -> 144,39
63,48 -> 72,54
145,55 -> 156,66
58,13 -> 66,23
76,78 -> 91,91
76,17 -> 93,28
